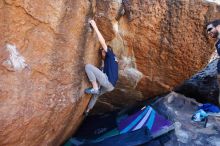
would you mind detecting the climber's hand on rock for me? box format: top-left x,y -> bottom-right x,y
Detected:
89,20 -> 97,28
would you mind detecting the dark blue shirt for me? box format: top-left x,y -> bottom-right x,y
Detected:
215,39 -> 220,56
103,48 -> 118,87
216,39 -> 220,73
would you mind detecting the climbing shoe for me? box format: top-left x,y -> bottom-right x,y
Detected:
84,88 -> 100,95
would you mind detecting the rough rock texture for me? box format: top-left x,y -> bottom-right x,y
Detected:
175,58 -> 219,105
154,92 -> 220,146
0,0 -> 220,146
93,0 -> 220,112
0,0 -> 95,146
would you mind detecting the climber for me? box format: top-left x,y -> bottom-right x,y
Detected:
84,20 -> 118,115
115,0 -> 133,22
206,19 -> 220,105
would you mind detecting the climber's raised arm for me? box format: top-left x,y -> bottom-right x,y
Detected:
89,20 -> 108,52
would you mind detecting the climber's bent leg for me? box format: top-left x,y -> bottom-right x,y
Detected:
85,64 -> 107,94
84,94 -> 99,116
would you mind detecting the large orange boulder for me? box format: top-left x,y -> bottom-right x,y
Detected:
0,0 -> 220,145
94,0 -> 220,111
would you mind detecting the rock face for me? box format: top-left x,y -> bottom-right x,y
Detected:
154,92 -> 220,146
93,0 -> 220,112
0,0 -> 220,145
0,0 -> 94,145
175,58 -> 219,105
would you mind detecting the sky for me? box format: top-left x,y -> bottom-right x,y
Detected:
206,0 -> 220,5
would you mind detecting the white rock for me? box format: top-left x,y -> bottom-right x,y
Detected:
2,44 -> 27,72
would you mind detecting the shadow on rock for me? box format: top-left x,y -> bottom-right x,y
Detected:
174,59 -> 219,106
